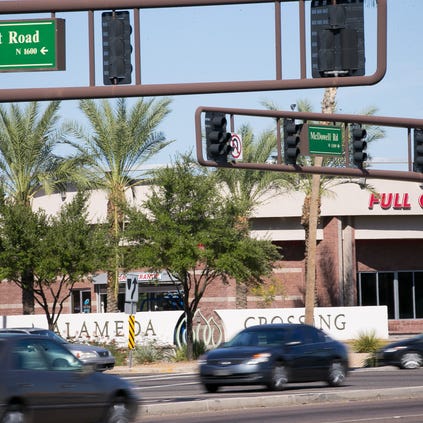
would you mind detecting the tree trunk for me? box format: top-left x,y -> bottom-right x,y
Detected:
236,282 -> 248,308
304,164 -> 321,325
21,269 -> 35,315
304,87 -> 337,326
106,277 -> 119,313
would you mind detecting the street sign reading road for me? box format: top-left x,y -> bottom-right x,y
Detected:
0,18 -> 65,72
308,125 -> 343,156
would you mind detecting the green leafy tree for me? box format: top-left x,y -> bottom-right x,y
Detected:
0,192 -> 109,329
215,124 -> 289,307
66,97 -> 173,312
124,154 -> 280,359
0,101 -> 77,314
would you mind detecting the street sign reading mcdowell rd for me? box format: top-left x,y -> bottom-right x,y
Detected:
0,19 -> 65,72
308,125 -> 343,156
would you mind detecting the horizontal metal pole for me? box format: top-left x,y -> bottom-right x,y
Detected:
194,107 -> 423,184
0,0 -> 299,14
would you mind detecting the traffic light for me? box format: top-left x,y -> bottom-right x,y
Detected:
413,129 -> 423,173
205,112 -> 232,163
102,11 -> 132,85
351,123 -> 367,168
311,0 -> 365,78
283,118 -> 301,165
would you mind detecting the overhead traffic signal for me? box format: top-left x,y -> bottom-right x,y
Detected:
283,118 -> 301,165
310,0 -> 365,78
351,123 -> 367,168
205,112 -> 232,163
102,11 -> 133,85
413,129 -> 423,173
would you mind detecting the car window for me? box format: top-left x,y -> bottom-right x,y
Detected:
12,338 -> 82,371
227,329 -> 288,347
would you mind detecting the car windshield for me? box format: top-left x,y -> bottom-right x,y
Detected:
225,329 -> 288,347
11,338 -> 83,371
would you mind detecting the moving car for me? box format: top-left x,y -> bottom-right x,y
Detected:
0,333 -> 138,423
198,323 -> 349,393
376,334 -> 423,369
0,327 -> 115,371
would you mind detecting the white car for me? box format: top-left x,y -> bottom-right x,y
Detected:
0,327 -> 115,371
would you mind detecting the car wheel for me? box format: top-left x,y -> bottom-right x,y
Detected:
267,363 -> 287,391
1,407 -> 25,423
327,361 -> 346,387
105,397 -> 131,423
204,384 -> 219,393
400,352 -> 423,369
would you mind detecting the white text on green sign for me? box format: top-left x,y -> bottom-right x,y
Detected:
0,19 -> 65,72
308,125 -> 343,156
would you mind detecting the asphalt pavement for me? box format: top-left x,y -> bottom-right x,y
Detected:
107,358 -> 423,418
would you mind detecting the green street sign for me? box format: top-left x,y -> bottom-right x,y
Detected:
308,125 -> 343,156
0,19 -> 66,72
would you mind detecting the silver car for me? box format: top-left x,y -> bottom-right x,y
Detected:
0,333 -> 138,423
0,327 -> 115,371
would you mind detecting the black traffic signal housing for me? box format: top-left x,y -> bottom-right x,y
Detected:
311,0 -> 365,78
351,123 -> 367,168
102,11 -> 133,85
283,118 -> 301,165
413,129 -> 423,173
205,112 -> 232,163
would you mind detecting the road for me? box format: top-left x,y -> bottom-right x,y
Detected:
116,367 -> 423,418
139,398 -> 423,423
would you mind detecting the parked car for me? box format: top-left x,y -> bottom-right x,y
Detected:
0,333 -> 138,423
376,334 -> 423,369
0,327 -> 115,371
198,323 -> 349,393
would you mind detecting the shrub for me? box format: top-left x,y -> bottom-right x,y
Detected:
352,330 -> 384,353
352,330 -> 385,368
133,340 -> 175,364
174,340 -> 207,361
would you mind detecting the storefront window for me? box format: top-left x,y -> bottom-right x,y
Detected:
358,271 -> 423,320
398,272 -> 413,319
72,290 -> 91,313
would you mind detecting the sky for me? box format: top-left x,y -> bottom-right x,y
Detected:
0,0 -> 422,174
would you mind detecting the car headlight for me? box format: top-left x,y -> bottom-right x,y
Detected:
384,346 -> 408,353
245,353 -> 271,365
197,355 -> 207,366
73,351 -> 98,360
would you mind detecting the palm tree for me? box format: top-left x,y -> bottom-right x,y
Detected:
0,101 -> 73,314
215,124 -> 291,308
265,89 -> 385,324
66,97 -> 173,312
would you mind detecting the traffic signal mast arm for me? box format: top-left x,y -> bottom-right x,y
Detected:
195,106 -> 423,183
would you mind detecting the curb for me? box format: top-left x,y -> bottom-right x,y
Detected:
140,386 -> 423,417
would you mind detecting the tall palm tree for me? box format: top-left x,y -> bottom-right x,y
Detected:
215,124 -> 291,308
0,101 -> 73,314
67,97 -> 173,312
265,89 -> 385,323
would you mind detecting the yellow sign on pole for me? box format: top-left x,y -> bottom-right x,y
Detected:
128,314 -> 135,350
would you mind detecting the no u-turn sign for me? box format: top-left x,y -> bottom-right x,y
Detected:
229,132 -> 242,161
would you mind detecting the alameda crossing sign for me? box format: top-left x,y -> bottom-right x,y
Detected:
0,19 -> 66,71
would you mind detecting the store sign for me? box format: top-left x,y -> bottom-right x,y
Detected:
368,193 -> 411,210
